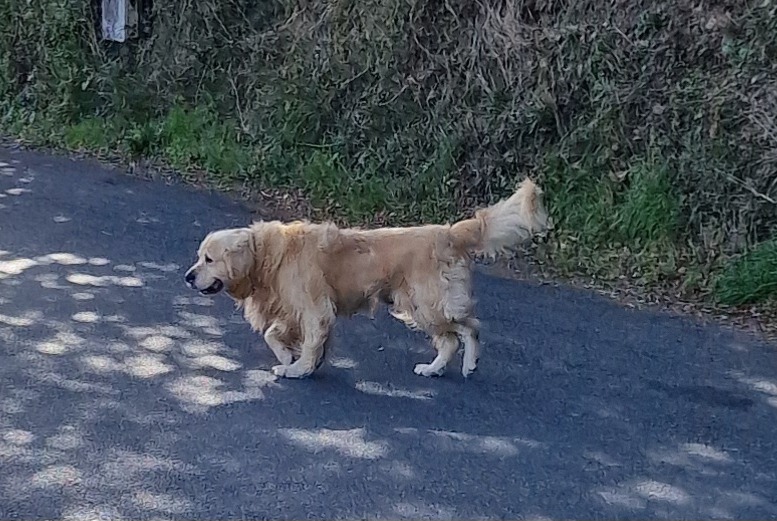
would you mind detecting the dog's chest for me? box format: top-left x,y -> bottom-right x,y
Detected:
241,292 -> 286,333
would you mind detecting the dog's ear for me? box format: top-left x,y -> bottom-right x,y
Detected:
223,229 -> 254,281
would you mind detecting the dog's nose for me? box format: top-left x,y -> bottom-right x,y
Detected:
184,270 -> 196,285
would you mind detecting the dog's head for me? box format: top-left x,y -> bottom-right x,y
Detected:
184,227 -> 254,296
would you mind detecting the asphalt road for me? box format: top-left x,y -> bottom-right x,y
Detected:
1,144 -> 776,520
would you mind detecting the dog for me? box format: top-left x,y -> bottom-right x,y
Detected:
184,178 -> 550,379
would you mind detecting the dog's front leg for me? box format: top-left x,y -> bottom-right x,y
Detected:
414,333 -> 459,377
272,313 -> 333,379
263,322 -> 294,366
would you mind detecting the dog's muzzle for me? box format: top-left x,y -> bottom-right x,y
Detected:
184,269 -> 223,294
200,279 -> 224,295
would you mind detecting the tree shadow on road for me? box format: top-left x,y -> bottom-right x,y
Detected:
1,150 -> 777,520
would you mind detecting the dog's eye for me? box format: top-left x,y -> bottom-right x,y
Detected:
204,256 -> 213,264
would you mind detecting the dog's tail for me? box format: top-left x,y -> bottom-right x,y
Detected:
450,178 -> 550,259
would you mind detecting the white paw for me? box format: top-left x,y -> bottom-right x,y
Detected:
276,352 -> 293,366
462,356 -> 478,378
272,364 -> 289,377
414,363 -> 444,377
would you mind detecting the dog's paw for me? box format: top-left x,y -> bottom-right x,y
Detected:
462,356 -> 478,378
414,363 -> 444,377
272,364 -> 290,377
276,352 -> 293,366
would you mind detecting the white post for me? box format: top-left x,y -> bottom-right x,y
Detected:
102,0 -> 128,42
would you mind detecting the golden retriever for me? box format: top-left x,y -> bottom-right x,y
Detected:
184,178 -> 550,379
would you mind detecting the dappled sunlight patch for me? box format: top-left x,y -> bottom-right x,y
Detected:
72,311 -> 101,323
633,479 -> 691,505
106,341 -> 132,354
5,187 -> 31,196
139,261 -> 180,272
177,311 -> 224,336
180,339 -> 223,357
122,325 -> 192,341
123,354 -> 175,379
189,354 -> 242,372
355,380 -> 435,401
35,329 -> 86,356
131,490 -> 193,514
0,257 -> 37,276
88,257 -> 110,266
243,369 -> 278,388
35,253 -> 87,266
114,264 -> 136,272
596,478 -> 691,510
646,444 -> 730,476
0,441 -> 34,462
329,356 -> 358,369
36,341 -> 70,356
139,335 -> 175,353
165,373 -> 276,414
71,292 -> 95,301
67,273 -> 144,288
81,354 -> 123,374
419,429 -> 544,457
279,427 -> 389,459
2,429 -> 34,445
682,443 -> 733,463
34,273 -> 70,290
0,310 -> 42,327
730,370 -> 777,397
29,464 -> 83,488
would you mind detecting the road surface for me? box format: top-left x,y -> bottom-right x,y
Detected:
1,144 -> 776,520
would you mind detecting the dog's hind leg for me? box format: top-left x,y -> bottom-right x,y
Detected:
263,322 -> 294,366
454,318 -> 481,378
414,332 -> 459,377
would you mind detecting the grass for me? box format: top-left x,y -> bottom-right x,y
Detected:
715,240 -> 777,306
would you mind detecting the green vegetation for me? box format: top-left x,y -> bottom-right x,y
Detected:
1,0 -> 776,309
716,240 -> 777,306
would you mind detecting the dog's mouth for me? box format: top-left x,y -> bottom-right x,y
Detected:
200,279 -> 224,295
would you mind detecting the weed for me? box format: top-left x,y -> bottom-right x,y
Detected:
715,240 -> 777,306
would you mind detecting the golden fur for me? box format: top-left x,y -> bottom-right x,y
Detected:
184,178 -> 551,379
